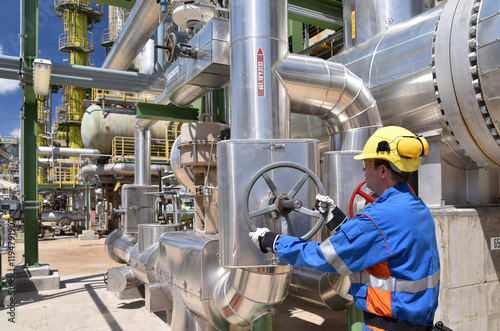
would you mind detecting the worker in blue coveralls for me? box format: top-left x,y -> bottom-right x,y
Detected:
250,126 -> 441,331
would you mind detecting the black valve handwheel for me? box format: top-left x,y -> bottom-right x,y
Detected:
243,161 -> 326,240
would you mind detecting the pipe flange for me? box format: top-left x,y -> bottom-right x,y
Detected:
432,0 -> 500,168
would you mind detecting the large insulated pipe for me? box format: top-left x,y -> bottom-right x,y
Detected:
342,0 -> 437,50
276,54 -> 381,150
214,266 -> 292,326
210,0 -> 293,325
229,0 -> 289,139
332,0 -> 500,171
102,0 -> 167,71
106,225 -> 171,286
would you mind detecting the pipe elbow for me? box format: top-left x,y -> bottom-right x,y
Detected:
213,266 -> 292,327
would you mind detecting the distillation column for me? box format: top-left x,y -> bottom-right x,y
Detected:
54,0 -> 103,149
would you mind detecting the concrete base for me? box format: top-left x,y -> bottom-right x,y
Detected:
15,232 -> 24,243
432,207 -> 500,330
78,230 -> 99,241
13,264 -> 60,292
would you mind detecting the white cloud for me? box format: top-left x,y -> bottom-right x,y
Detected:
0,79 -> 20,95
9,129 -> 20,138
0,43 -> 20,95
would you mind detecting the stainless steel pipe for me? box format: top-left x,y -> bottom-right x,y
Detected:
229,0 -> 289,139
276,54 -> 382,150
214,266 -> 293,326
102,0 -> 168,71
342,0 -> 437,50
80,163 -> 169,182
134,124 -> 152,186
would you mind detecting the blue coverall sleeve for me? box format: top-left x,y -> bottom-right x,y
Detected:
274,214 -> 392,274
274,235 -> 337,273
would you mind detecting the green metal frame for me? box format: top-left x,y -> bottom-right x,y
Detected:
136,103 -> 199,123
92,0 -> 136,9
23,0 -> 40,267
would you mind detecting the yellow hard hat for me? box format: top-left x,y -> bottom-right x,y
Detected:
354,126 -> 429,172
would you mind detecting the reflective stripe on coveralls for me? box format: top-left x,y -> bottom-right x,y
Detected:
274,183 -> 440,326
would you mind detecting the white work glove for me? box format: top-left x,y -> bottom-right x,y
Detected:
249,227 -> 279,253
314,194 -> 335,224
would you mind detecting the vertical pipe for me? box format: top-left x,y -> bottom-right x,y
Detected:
156,21 -> 164,73
172,193 -> 180,224
229,0 -> 289,139
85,184 -> 91,230
134,121 -> 152,186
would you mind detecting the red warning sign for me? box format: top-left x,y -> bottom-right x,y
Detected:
257,47 -> 265,97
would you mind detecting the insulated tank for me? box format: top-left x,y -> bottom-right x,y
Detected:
81,104 -> 168,154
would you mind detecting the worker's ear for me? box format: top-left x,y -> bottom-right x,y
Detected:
378,163 -> 389,179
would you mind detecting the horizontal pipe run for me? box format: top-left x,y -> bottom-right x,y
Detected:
0,55 -> 165,94
37,147 -> 101,157
80,163 -> 169,181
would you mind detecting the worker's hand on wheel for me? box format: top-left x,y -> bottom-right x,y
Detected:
314,194 -> 335,223
249,228 -> 280,254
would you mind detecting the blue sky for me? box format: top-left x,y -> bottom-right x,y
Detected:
0,0 -> 107,139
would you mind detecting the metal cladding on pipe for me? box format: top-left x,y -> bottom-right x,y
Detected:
164,18 -> 230,107
342,0 -> 437,50
80,163 -> 169,181
214,266 -> 293,326
102,0 -> 167,71
332,0 -> 500,170
134,123 -> 152,186
105,228 -> 162,285
105,229 -> 136,264
37,146 -> 101,157
276,54 -> 382,150
229,0 -> 290,139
